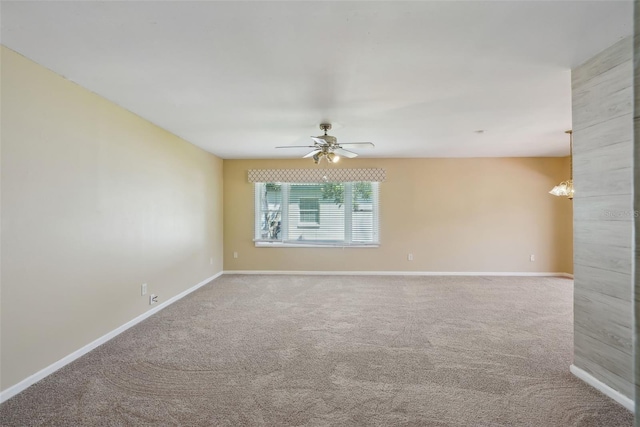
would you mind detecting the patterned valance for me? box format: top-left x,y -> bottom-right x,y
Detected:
248,168 -> 386,183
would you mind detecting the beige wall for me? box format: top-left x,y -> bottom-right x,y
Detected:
224,157 -> 573,274
0,47 -> 224,391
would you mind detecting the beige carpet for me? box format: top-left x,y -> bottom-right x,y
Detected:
0,275 -> 633,426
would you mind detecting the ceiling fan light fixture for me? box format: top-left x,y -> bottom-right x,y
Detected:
312,153 -> 320,164
327,152 -> 339,163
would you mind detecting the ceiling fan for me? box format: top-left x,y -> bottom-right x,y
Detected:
276,123 -> 375,164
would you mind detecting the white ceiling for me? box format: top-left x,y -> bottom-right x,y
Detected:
1,1 -> 633,159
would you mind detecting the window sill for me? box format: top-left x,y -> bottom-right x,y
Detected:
254,241 -> 379,248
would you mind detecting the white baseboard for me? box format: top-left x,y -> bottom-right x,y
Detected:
0,271 -> 223,404
570,364 -> 634,412
224,270 -> 573,278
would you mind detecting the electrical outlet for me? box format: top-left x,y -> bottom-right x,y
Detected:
210,257 -> 213,265
408,253 -> 413,261
149,294 -> 158,305
530,254 -> 535,262
141,283 -> 147,296
233,252 -> 238,259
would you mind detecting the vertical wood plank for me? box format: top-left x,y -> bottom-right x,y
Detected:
632,0 -> 640,419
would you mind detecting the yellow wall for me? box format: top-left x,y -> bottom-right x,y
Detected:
0,47 -> 224,391
224,157 -> 573,274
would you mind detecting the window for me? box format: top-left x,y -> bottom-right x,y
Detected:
255,181 -> 379,246
298,197 -> 320,227
256,183 -> 283,240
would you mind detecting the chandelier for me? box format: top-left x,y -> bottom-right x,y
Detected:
549,130 -> 574,200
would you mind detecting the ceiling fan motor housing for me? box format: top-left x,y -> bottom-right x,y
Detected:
317,135 -> 337,145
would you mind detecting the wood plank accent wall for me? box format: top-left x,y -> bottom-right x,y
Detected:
572,36 -> 634,399
634,2 -> 640,417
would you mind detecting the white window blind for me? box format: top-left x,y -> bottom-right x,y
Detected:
254,181 -> 380,247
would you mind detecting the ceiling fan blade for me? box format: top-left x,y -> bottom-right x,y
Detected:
303,149 -> 321,158
275,145 -> 316,149
311,137 -> 326,145
339,142 -> 375,148
334,148 -> 358,158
